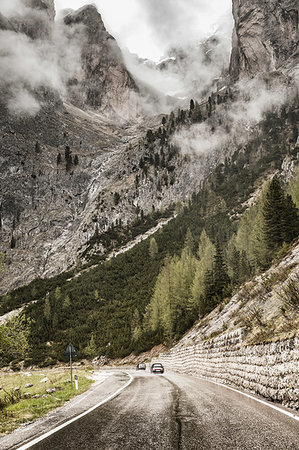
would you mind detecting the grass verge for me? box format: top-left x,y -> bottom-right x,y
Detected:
0,368 -> 93,435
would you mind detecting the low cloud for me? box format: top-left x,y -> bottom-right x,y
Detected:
172,77 -> 296,155
7,88 -> 40,116
0,1 -> 85,116
124,9 -> 232,107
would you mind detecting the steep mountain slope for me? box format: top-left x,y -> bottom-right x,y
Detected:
63,5 -> 140,119
0,0 -> 298,320
230,0 -> 298,80
10,0 -> 55,40
0,3 -> 232,294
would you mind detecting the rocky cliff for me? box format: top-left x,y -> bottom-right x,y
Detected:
230,0 -> 298,80
0,0 -> 298,295
64,5 -> 140,120
10,0 -> 55,40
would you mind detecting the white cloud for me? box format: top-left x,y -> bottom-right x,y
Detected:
172,77 -> 295,156
0,18 -> 85,115
54,0 -> 232,61
7,88 -> 41,116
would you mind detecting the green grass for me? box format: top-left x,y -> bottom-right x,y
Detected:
0,368 -> 93,435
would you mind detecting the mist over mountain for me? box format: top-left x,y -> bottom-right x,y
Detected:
0,0 -> 298,372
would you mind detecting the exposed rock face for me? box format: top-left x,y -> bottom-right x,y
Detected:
10,0 -> 55,40
0,13 -> 15,31
230,0 -> 298,80
64,5 -> 140,120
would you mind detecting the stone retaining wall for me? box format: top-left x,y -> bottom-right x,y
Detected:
154,330 -> 299,410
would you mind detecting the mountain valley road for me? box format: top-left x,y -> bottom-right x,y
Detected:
12,371 -> 299,449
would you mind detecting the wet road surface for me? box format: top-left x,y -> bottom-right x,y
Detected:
20,370 -> 299,450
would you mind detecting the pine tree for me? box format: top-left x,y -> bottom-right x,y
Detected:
262,176 -> 285,251
85,334 -> 97,358
281,194 -> 298,243
35,141 -> 41,153
10,236 -> 16,249
62,295 -> 71,310
213,238 -> 230,298
131,308 -> 142,342
149,237 -> 158,259
65,146 -> 72,172
191,230 -> 215,311
44,297 -> 51,322
287,166 -> 299,208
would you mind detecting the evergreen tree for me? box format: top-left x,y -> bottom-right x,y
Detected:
287,166 -> 299,208
62,295 -> 71,310
131,308 -> 142,342
65,146 -> 72,172
262,176 -> 286,251
191,230 -> 215,311
35,141 -> 41,153
85,334 -> 97,358
44,297 -> 51,322
149,237 -> 158,259
213,238 -> 230,298
281,194 -> 298,243
10,235 -> 16,249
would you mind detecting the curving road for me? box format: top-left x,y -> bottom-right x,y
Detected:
0,370 -> 299,450
6,370 -> 299,450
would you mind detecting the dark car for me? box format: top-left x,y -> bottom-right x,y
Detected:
151,363 -> 164,374
136,363 -> 146,370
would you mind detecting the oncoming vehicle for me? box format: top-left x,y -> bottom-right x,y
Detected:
150,363 -> 164,374
136,363 -> 146,370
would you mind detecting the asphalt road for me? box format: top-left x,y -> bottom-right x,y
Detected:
22,370 -> 299,450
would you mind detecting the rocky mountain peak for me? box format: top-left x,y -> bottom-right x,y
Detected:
230,0 -> 298,80
64,4 -> 140,120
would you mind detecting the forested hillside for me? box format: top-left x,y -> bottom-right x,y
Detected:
1,97 -> 298,366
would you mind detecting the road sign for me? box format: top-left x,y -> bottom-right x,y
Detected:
65,343 -> 77,388
65,343 -> 77,359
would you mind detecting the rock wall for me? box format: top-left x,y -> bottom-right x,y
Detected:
230,0 -> 298,80
155,330 -> 299,410
64,5 -> 140,120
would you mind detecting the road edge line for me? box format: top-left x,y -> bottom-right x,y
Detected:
191,374 -> 299,421
17,372 -> 134,449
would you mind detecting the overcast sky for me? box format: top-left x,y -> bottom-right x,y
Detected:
55,0 -> 232,61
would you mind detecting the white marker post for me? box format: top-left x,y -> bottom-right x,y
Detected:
74,374 -> 78,390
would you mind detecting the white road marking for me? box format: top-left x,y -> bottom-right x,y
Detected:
191,375 -> 299,422
17,373 -> 134,449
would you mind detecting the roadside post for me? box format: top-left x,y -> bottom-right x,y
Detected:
65,343 -> 77,388
74,374 -> 78,390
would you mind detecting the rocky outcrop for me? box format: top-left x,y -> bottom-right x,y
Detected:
230,0 -> 298,80
0,13 -> 15,31
64,5 -> 140,120
10,0 -> 55,40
